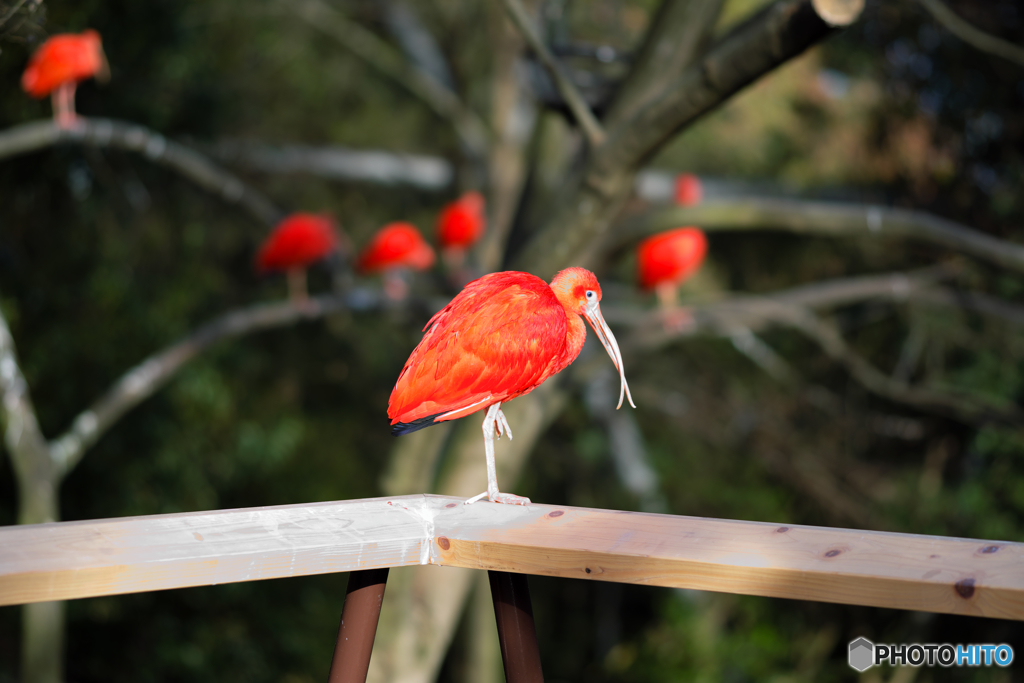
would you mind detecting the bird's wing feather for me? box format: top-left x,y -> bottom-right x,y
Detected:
389,274 -> 567,424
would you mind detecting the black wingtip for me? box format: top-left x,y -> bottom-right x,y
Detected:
391,413 -> 444,436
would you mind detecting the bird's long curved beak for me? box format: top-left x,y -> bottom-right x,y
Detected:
584,301 -> 636,410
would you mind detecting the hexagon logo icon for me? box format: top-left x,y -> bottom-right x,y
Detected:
849,637 -> 874,672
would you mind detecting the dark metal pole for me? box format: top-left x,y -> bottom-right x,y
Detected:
327,568 -> 390,683
488,570 -> 544,682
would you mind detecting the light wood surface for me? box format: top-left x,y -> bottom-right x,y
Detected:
2,494 -> 1021,619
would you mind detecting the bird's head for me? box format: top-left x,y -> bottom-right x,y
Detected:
551,267 -> 635,410
83,30 -> 111,84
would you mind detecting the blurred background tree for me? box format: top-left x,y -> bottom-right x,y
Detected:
1,0 -> 1023,682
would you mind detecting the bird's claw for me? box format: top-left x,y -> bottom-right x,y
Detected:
464,491 -> 531,506
494,409 -> 513,441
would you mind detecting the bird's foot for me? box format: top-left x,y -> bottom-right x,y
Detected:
54,112 -> 83,131
661,306 -> 694,334
464,491 -> 531,506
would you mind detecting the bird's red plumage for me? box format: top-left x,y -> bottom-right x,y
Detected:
256,213 -> 340,272
437,192 -> 485,249
22,30 -> 105,98
673,173 -> 703,207
637,227 -> 707,290
388,270 -> 588,426
357,222 -> 435,273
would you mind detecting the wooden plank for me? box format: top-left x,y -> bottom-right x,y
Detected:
1,494 -> 1022,619
431,502 -> 1024,620
0,496 -> 437,606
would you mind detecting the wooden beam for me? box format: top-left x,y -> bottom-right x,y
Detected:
0,496 -> 434,606
1,495 -> 1022,620
435,503 -> 1024,620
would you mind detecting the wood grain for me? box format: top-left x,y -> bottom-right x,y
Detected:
434,503 -> 1024,620
0,496 -> 435,606
1,495 -> 1021,619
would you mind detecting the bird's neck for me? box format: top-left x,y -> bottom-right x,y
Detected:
557,313 -> 587,372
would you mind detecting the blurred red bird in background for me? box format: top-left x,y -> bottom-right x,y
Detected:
437,192 -> 485,259
638,227 -> 708,330
389,267 -> 634,505
674,173 -> 703,207
256,213 -> 343,305
22,30 -> 109,129
357,222 -> 435,301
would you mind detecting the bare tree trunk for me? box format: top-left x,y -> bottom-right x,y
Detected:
367,384 -> 566,683
16,468 -> 65,683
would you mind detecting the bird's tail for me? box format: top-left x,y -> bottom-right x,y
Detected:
390,413 -> 443,436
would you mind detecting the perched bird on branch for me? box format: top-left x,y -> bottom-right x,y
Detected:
437,191 -> 485,285
638,227 -> 707,331
21,30 -> 109,129
357,222 -> 435,301
674,173 -> 703,207
256,213 -> 344,305
388,268 -> 634,505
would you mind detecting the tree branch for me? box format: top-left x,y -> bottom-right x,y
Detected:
515,0 -> 857,276
917,0 -> 1024,68
602,0 -> 725,130
625,198 -> 1024,275
0,304 -> 59,524
48,291 -> 381,476
290,0 -> 490,162
613,268 -> 1022,426
207,139 -> 454,190
0,118 -> 283,227
0,0 -> 29,29
498,0 -> 605,147
772,303 -> 1023,425
594,0 -> 852,175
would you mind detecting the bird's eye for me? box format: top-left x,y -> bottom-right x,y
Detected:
585,290 -> 595,300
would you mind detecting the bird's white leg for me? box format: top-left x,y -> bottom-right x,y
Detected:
53,83 -> 78,130
465,402 -> 529,506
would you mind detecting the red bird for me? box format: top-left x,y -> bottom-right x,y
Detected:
437,192 -> 485,265
22,30 -> 109,129
358,222 -> 436,300
389,268 -> 634,505
257,213 -> 342,304
638,227 -> 707,331
674,173 -> 703,207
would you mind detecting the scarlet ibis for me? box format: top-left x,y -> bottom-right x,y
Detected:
638,227 -> 707,330
389,267 -> 634,505
437,191 -> 485,269
357,222 -> 435,300
674,173 -> 703,207
22,30 -> 109,129
256,213 -> 342,304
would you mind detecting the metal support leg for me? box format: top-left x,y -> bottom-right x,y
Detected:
488,570 -> 544,682
327,568 -> 389,683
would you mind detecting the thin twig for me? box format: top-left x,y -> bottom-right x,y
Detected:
772,303 -> 1023,426
290,0 -> 490,161
0,118 -> 282,227
48,291 -> 381,476
0,0 -> 29,29
918,0 -> 1024,68
612,268 -> 1021,426
498,0 -> 606,147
